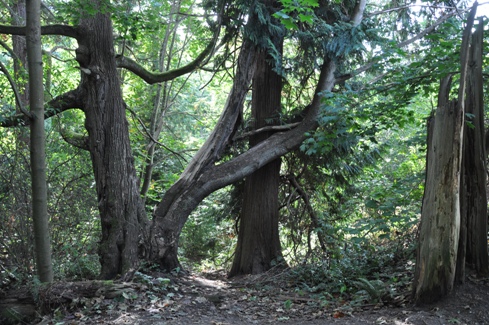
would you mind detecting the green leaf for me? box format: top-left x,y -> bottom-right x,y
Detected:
298,14 -> 314,24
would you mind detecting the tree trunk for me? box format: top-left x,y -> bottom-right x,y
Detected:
26,0 -> 53,283
229,34 -> 284,276
412,77 -> 462,304
75,2 -> 147,279
413,7 -> 476,304
148,37 -> 258,270
12,0 -> 29,112
461,18 -> 488,276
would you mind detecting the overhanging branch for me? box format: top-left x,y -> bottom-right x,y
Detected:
1,88 -> 83,127
115,27 -> 220,84
190,0 -> 367,195
0,24 -> 79,38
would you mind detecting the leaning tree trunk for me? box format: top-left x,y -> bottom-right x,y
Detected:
229,35 -> 284,276
413,6 -> 476,304
148,0 -> 365,272
75,3 -> 147,279
148,37 -> 258,271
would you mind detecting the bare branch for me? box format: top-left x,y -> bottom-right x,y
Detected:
233,123 -> 301,142
125,106 -> 188,162
367,4 -> 457,17
0,24 -> 79,38
116,28 -> 220,84
397,10 -> 457,48
351,0 -> 367,26
0,59 -> 31,118
287,174 -> 327,252
0,39 -> 17,60
1,88 -> 82,127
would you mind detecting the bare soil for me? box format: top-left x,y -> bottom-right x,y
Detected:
17,269 -> 488,325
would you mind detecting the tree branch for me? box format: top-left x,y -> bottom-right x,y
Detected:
59,127 -> 89,150
115,27 -> 220,84
125,106 -> 188,162
351,0 -> 366,26
0,60 -> 31,118
338,8 -> 458,82
189,0 -> 369,197
233,123 -> 301,142
0,38 -> 17,61
287,174 -> 327,252
0,24 -> 79,38
1,88 -> 83,127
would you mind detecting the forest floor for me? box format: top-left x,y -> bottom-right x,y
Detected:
16,267 -> 488,325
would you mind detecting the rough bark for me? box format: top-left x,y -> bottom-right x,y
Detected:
149,36 -> 258,271
75,3 -> 147,279
148,58 -> 336,271
149,0 -> 366,271
460,18 -> 488,276
26,0 -> 53,283
413,77 -> 462,304
413,6 -> 476,304
11,0 -> 28,114
230,30 -> 284,276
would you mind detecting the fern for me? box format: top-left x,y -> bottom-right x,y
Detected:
352,277 -> 385,302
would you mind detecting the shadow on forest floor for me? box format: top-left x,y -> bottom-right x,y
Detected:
2,268 -> 489,325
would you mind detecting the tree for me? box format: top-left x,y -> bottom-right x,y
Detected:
0,0 -> 467,279
26,0 -> 53,282
413,5 -> 488,304
1,0 -> 220,278
229,2 -> 284,276
458,17 -> 488,278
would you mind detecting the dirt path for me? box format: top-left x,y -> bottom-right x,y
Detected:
28,270 -> 489,325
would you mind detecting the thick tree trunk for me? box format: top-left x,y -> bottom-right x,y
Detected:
75,5 -> 147,279
229,159 -> 282,275
461,18 -> 488,276
147,0 -> 364,271
149,55 -> 338,271
148,38 -> 258,270
413,7 -> 476,304
412,77 -> 463,304
230,36 -> 284,276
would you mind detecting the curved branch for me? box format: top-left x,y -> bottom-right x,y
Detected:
1,88 -> 83,127
59,128 -> 89,150
0,39 -> 17,61
351,0 -> 366,25
115,28 -> 220,84
199,59 -> 337,193
0,60 -> 30,118
0,24 -> 79,38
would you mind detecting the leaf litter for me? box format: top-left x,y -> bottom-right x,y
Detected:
27,268 -> 489,325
